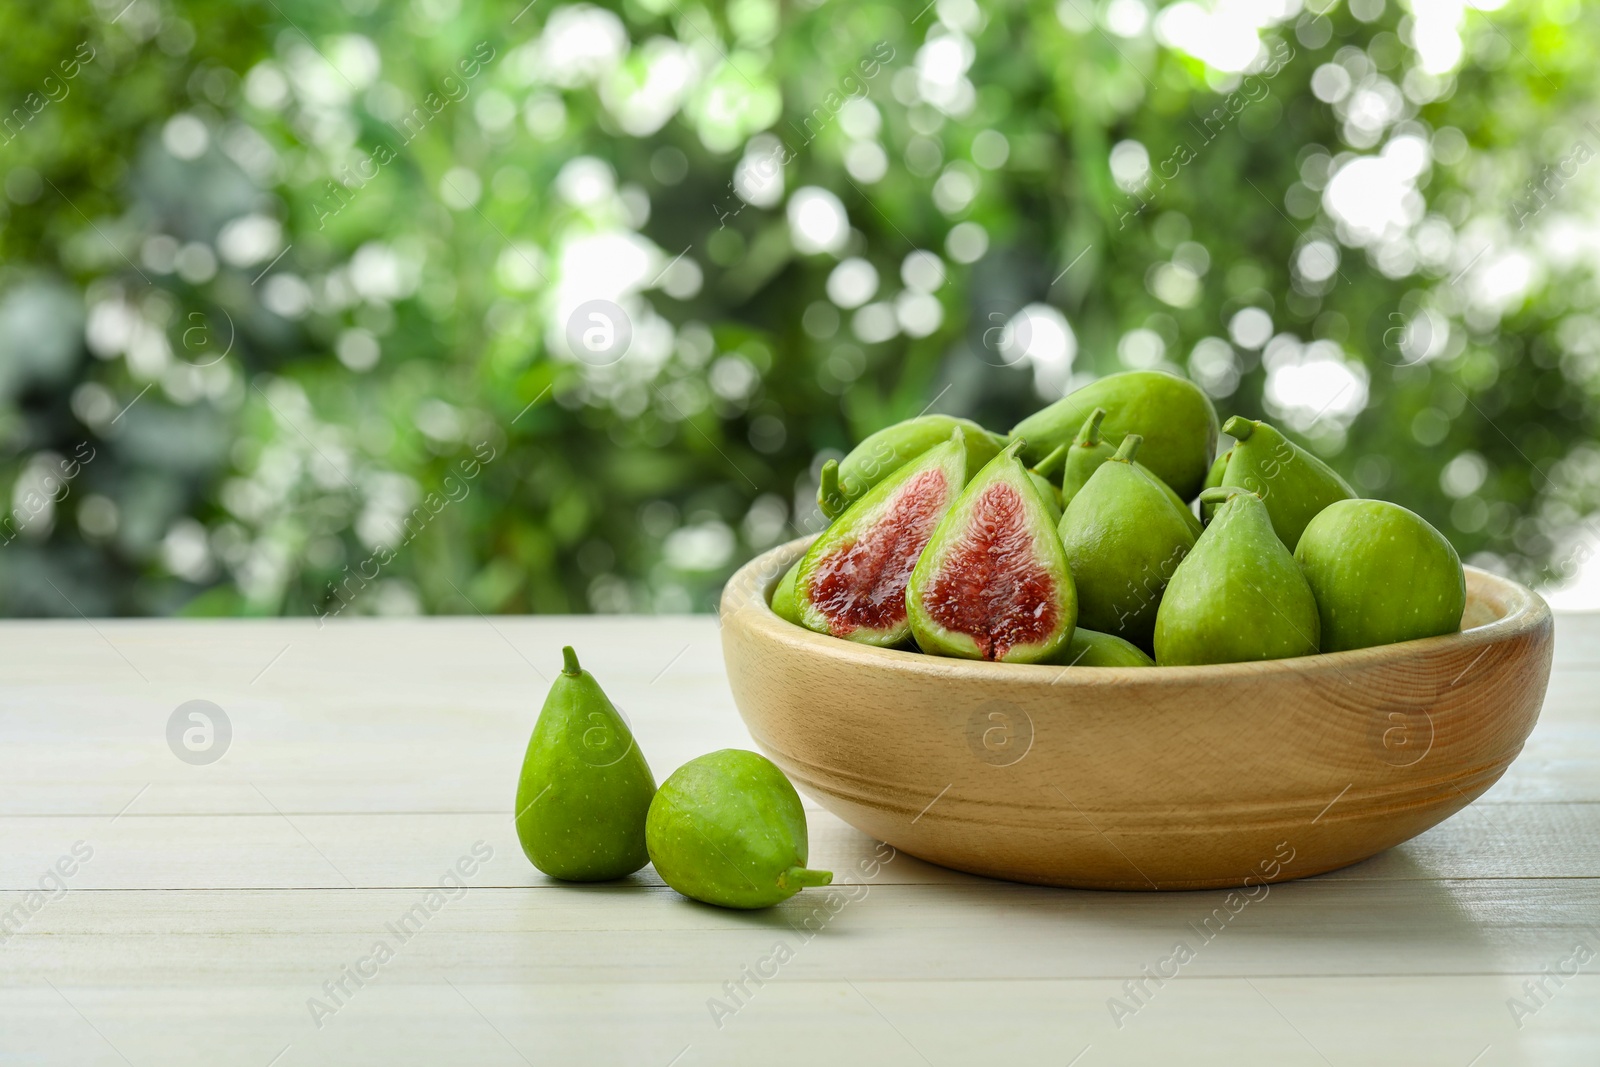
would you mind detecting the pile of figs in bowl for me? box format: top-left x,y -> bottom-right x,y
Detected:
720,371 -> 1554,890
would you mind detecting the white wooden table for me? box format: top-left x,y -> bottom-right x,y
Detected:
3,614 -> 1598,1065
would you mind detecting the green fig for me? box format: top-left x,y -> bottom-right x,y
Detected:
1220,416 -> 1354,549
907,441 -> 1077,663
1199,446 -> 1233,523
770,559 -> 802,624
1204,446 -> 1232,491
646,749 -> 833,910
1027,473 -> 1063,525
1047,626 -> 1155,667
1026,444 -> 1067,525
1010,370 -> 1219,499
1295,499 -> 1466,652
1057,435 -> 1198,649
1059,408 -> 1198,530
1154,488 -> 1320,665
515,647 -> 657,881
818,414 -> 1004,518
796,433 -> 967,646
1059,408 -> 1118,506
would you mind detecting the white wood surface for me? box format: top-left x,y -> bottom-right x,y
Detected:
2,614 -> 1598,1065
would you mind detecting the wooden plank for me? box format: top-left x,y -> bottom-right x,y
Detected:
1,975 -> 1596,1067
5,802 -> 1600,892
0,618 -> 741,817
0,976 -> 1588,1067
2,880 -> 1597,987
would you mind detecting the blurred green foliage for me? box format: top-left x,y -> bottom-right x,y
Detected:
1,0 -> 1596,617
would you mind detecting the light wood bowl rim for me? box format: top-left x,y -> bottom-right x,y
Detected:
722,536 -> 1550,680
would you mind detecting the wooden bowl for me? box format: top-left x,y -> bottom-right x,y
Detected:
720,537 -> 1553,890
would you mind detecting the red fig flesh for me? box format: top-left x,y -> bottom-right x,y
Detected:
795,436 -> 967,645
907,443 -> 1076,663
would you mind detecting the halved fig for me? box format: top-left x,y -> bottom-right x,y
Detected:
817,415 -> 1003,518
795,434 -> 968,646
907,441 -> 1077,663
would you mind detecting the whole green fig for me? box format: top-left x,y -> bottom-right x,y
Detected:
1027,470 -> 1064,525
1154,489 -> 1320,665
1059,408 -> 1118,506
1204,447 -> 1231,492
1059,408 -> 1196,524
770,559 -> 802,624
646,749 -> 833,910
1294,499 -> 1466,651
1026,444 -> 1069,524
1047,627 -> 1155,667
1219,416 -> 1354,549
515,647 -> 657,881
1010,370 -> 1218,499
1199,446 -> 1232,523
1057,435 -> 1197,649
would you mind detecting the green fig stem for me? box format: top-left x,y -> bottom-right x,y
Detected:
1077,407 -> 1108,448
1112,434 -> 1142,463
818,459 -> 843,515
561,646 -> 583,676
1000,438 -> 1026,461
1032,443 -> 1069,479
1198,486 -> 1257,505
1222,416 -> 1256,440
780,866 -> 834,890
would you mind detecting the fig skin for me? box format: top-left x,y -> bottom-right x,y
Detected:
1219,416 -> 1354,549
1059,408 -> 1197,529
1204,447 -> 1232,492
769,559 -> 802,624
514,647 -> 657,882
1059,408 -> 1118,507
646,749 -> 832,910
1045,626 -> 1155,667
1027,468 -> 1064,524
1294,499 -> 1465,652
1155,489 -> 1320,666
1199,446 -> 1232,523
1026,445 -> 1068,523
1010,370 -> 1218,500
1058,436 -> 1198,650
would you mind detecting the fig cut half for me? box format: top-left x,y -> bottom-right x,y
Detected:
795,433 -> 968,646
907,441 -> 1077,663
